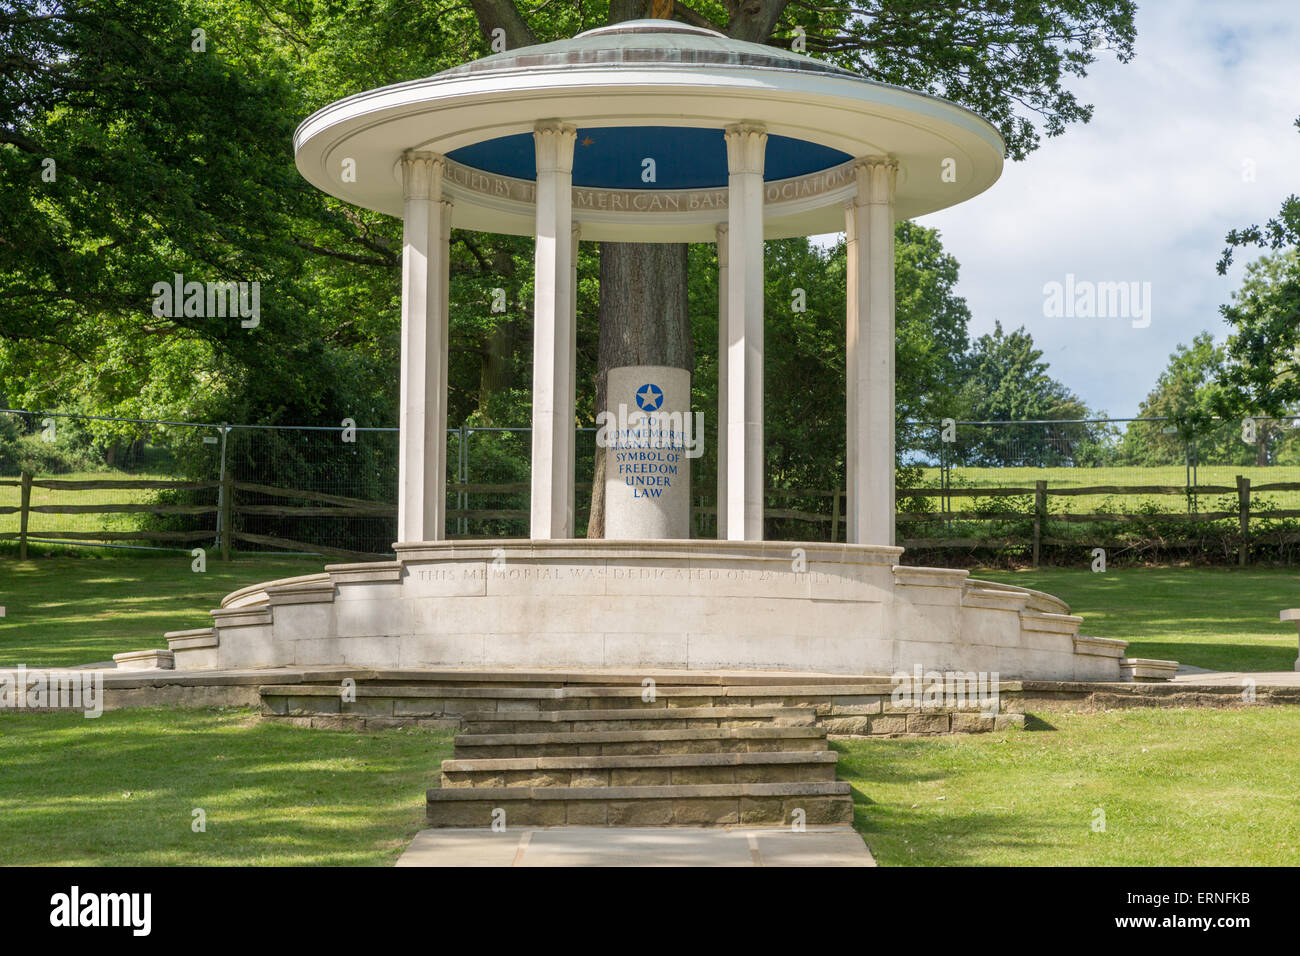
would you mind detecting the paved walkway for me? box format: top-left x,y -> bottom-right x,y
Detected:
396,825 -> 875,867
1173,666 -> 1300,686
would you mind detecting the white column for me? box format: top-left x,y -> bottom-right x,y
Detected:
845,157 -> 898,546
567,222 -> 580,535
397,151 -> 451,543
530,122 -> 577,539
724,124 -> 766,541
715,222 -> 728,540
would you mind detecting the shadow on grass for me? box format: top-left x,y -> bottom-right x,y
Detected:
1127,641 -> 1294,672
0,708 -> 453,866
835,736 -> 1076,866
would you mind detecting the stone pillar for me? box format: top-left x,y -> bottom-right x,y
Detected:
603,365 -> 692,540
530,122 -> 577,539
845,157 -> 898,546
715,223 -> 728,539
567,222 -> 580,535
724,124 -> 766,542
397,151 -> 451,542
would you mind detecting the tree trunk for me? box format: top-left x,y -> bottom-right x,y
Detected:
462,2 -> 786,536
587,242 -> 692,536
480,320 -> 519,412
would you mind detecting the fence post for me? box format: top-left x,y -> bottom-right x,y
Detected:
220,469 -> 233,562
458,423 -> 468,536
1033,479 -> 1047,567
1237,474 -> 1250,567
18,471 -> 32,560
830,485 -> 841,543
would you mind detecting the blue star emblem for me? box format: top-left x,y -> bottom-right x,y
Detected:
635,383 -> 663,411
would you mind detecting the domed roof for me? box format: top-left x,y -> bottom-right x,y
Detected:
293,20 -> 1006,240
439,20 -> 859,81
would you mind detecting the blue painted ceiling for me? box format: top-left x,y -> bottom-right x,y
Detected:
447,126 -> 850,189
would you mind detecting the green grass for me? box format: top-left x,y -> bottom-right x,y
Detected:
836,708 -> 1300,866
0,553 -> 328,666
0,470 -> 185,537
0,708 -> 452,866
975,566 -> 1299,671
1,705 -> 1294,866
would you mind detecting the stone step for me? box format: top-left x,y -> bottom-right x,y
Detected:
452,725 -> 829,758
458,705 -> 818,735
278,668 -> 893,688
424,781 -> 855,827
264,681 -> 902,707
439,750 -> 839,788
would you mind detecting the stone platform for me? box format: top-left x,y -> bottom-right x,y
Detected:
396,825 -> 875,866
160,539 -> 1130,681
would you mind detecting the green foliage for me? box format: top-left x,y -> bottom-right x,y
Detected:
952,322 -> 1100,466
660,0 -> 1137,160
0,0 -> 1138,524
1214,251 -> 1300,421
1120,333 -> 1223,465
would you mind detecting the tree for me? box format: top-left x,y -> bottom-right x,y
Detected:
458,0 -> 1137,534
1,0 -> 1138,533
956,321 -> 1094,465
1119,332 -> 1223,466
1210,251 -> 1300,465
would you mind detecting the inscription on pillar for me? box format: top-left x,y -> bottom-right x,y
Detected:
597,366 -> 700,539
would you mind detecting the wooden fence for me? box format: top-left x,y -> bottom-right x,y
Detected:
5,473 -> 1299,565
891,478 -> 1300,566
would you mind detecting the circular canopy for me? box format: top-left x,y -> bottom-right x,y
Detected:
294,21 -> 1005,241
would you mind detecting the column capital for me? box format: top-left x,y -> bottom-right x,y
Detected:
724,124 -> 767,175
534,122 -> 578,174
401,151 -> 445,200
851,156 -> 898,206
715,223 -> 729,265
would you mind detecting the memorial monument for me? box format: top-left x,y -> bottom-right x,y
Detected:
157,20 -> 1131,682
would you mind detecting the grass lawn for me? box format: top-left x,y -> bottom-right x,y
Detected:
0,553 -> 328,667
0,470 -> 193,537
0,705 -> 1293,866
0,708 -> 452,866
976,566 -> 1300,671
837,708 -> 1300,866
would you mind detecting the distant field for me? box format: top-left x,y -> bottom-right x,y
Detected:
0,469 -> 192,539
913,464 -> 1300,515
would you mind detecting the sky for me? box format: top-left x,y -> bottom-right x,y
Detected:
908,0 -> 1300,419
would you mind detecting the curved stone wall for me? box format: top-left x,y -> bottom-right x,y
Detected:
163,540 -> 1127,680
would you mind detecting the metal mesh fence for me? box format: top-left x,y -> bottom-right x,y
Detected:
5,409 -> 1300,558
229,425 -> 398,556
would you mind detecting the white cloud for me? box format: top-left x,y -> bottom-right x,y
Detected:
915,0 -> 1300,417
